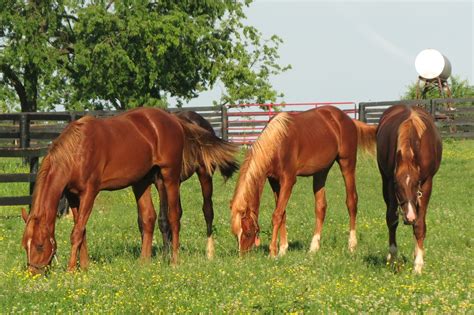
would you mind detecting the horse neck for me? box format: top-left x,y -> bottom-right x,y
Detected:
30,158 -> 71,229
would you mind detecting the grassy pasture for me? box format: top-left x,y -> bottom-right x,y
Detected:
0,139 -> 472,313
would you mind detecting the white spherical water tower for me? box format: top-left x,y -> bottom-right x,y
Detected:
414,49 -> 452,99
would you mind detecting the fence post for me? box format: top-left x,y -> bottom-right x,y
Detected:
430,99 -> 437,117
221,105 -> 228,141
29,157 -> 39,197
358,103 -> 366,122
19,113 -> 30,149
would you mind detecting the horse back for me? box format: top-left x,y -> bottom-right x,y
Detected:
281,106 -> 357,176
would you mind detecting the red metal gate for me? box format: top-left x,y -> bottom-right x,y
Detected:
225,102 -> 357,145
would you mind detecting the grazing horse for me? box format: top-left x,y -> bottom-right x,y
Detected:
155,111 -> 239,259
230,106 -> 377,257
21,107 -> 238,274
376,105 -> 442,273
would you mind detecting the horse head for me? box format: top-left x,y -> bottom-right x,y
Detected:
21,208 -> 56,274
230,201 -> 260,254
394,153 -> 422,225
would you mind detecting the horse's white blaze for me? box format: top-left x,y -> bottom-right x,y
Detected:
414,242 -> 424,274
405,175 -> 411,186
237,228 -> 242,252
387,244 -> 398,262
407,201 -> 416,222
348,229 -> 357,252
206,237 -> 215,260
27,238 -> 32,262
309,234 -> 321,253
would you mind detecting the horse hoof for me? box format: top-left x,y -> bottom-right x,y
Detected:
414,263 -> 423,274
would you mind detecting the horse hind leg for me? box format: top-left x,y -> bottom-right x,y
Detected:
154,176 -> 171,256
309,168 -> 331,253
337,157 -> 358,252
133,182 -> 157,262
197,167 -> 215,260
160,166 -> 182,265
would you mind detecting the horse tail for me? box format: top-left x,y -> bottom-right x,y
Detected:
177,119 -> 239,180
352,119 -> 377,155
218,160 -> 240,181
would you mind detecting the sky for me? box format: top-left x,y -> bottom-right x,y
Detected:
183,0 -> 473,107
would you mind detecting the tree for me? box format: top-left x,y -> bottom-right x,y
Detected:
402,76 -> 474,100
69,1 -> 290,110
0,0 -> 77,112
1,1 -> 289,112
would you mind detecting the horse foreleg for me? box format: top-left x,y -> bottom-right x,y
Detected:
269,177 -> 295,258
68,188 -> 96,272
65,192 -> 90,269
133,183 -> 157,262
197,167 -> 215,259
383,176 -> 399,265
338,158 -> 358,252
268,177 -> 288,257
161,167 -> 182,265
413,178 -> 432,274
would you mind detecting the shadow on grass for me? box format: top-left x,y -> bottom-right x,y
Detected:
254,240 -> 305,256
363,253 -> 409,273
89,243 -> 163,263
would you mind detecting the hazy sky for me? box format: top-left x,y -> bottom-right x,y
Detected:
184,0 -> 473,106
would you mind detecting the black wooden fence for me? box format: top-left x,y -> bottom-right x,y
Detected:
359,98 -> 474,138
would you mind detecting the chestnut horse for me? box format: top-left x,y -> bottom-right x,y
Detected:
21,107 -> 238,274
230,106 -> 377,257
155,111 -> 238,259
376,105 -> 442,273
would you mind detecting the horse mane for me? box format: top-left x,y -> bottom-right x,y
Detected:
31,116 -> 94,215
231,112 -> 292,216
397,109 -> 426,160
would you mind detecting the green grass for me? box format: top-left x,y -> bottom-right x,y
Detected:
0,140 -> 472,313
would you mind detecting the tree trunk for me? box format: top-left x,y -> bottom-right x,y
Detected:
22,62 -> 38,112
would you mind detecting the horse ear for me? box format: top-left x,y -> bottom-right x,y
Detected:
21,208 -> 28,223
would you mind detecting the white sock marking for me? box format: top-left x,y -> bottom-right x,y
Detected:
348,229 -> 357,252
414,242 -> 424,274
206,237 -> 215,260
309,234 -> 321,253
